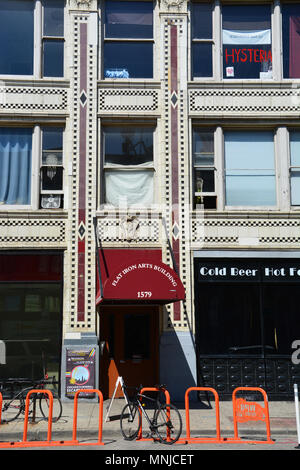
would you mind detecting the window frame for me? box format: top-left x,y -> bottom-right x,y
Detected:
190,0 -> 298,82
288,129 -> 300,207
193,127 -> 218,209
0,124 -> 65,211
100,120 -> 157,209
223,129 -> 278,209
192,124 -> 285,211
102,0 -> 155,81
0,0 -> 65,80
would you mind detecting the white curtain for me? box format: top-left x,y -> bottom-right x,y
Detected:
105,169 -> 154,207
223,29 -> 271,45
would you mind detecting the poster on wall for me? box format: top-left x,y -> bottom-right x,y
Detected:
65,348 -> 96,398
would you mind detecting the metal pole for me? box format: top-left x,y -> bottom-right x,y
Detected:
294,384 -> 300,449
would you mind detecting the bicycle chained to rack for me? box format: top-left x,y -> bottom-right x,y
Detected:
120,384 -> 182,444
0,374 -> 63,424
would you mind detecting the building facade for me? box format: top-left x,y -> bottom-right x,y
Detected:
0,0 -> 300,401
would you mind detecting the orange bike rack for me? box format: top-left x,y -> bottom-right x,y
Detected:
224,387 -> 274,444
0,389 -> 55,448
0,388 -> 105,448
71,389 -> 104,446
137,387 -> 171,442
181,387 -> 222,444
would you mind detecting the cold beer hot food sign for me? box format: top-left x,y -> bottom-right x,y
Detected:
196,259 -> 300,282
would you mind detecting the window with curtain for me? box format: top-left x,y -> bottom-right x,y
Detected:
0,128 -> 32,205
222,4 -> 272,79
104,0 -> 153,79
282,4 -> 300,78
103,125 -> 155,207
191,2 -> 213,78
224,131 -> 276,206
289,131 -> 300,205
0,0 -> 64,77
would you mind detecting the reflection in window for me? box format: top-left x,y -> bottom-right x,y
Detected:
0,283 -> 62,380
43,0 -> 65,77
0,0 -> 34,75
103,125 -> 155,207
222,5 -> 272,79
192,2 -> 213,78
282,4 -> 300,78
225,131 -> 276,206
104,0 -> 153,79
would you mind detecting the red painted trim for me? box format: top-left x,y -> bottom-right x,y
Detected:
77,22 -> 88,323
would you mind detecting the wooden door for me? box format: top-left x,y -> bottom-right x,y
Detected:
100,306 -> 159,398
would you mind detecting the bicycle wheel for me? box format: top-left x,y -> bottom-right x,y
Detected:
1,396 -> 24,423
154,403 -> 182,444
39,392 -> 63,423
120,403 -> 141,440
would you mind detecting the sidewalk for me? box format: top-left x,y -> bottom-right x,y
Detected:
0,397 -> 298,448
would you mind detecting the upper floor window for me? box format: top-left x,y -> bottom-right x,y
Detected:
289,131 -> 300,206
193,128 -> 217,208
0,0 -> 64,78
102,123 -> 155,207
224,131 -> 276,206
222,4 -> 272,80
282,4 -> 300,78
191,3 -> 213,78
190,1 -> 300,80
0,128 -> 32,205
0,126 -> 64,210
103,0 -> 153,79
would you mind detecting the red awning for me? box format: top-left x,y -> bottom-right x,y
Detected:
96,249 -> 185,305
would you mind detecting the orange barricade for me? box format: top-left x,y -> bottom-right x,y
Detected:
0,388 -> 105,448
137,387 -> 171,442
225,387 -> 274,444
182,387 -> 222,444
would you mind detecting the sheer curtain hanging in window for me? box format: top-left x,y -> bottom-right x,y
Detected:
0,128 -> 32,205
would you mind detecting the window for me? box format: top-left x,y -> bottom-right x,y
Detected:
222,4 -> 272,79
0,0 -> 64,78
102,124 -> 155,207
282,4 -> 300,78
0,126 -> 64,209
224,131 -> 276,207
43,0 -> 65,77
40,128 -> 64,209
104,0 -> 153,79
289,131 -> 300,205
191,2 -> 213,77
0,128 -> 32,205
193,128 -> 216,208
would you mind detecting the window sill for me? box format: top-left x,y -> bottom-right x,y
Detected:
0,208 -> 68,217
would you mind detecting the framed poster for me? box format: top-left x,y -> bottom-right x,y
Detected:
65,347 -> 96,398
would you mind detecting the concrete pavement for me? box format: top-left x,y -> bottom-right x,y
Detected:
0,395 -> 299,451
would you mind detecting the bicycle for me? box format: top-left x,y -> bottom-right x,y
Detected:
0,375 -> 63,424
120,384 -> 182,444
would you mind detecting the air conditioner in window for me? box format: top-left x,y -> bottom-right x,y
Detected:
41,194 -> 62,209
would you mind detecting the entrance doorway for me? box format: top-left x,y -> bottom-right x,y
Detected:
99,306 -> 159,398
